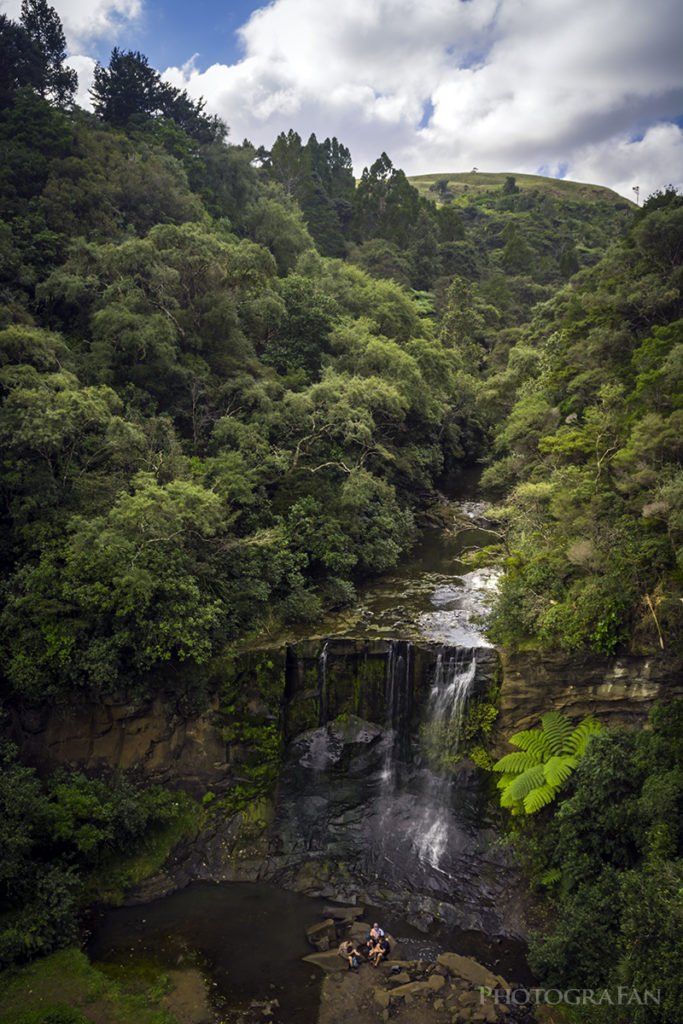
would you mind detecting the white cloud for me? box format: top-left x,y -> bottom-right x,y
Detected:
65,54 -> 97,109
4,0 -> 681,198
2,1 -> 142,51
562,123 -> 683,204
164,0 -> 683,199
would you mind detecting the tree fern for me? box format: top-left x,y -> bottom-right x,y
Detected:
543,754 -> 577,788
540,866 -> 562,887
566,716 -> 601,755
508,764 -> 546,801
524,782 -> 559,814
493,750 -> 539,775
492,711 -> 601,815
508,729 -> 554,760
541,711 -> 574,755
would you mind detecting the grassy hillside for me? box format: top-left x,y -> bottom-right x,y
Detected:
408,170 -> 633,206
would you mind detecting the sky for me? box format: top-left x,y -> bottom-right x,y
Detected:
3,0 -> 683,201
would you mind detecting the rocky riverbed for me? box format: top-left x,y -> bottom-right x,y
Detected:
299,904 -> 549,1024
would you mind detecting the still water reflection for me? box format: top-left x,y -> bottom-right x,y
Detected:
89,882 -> 330,1022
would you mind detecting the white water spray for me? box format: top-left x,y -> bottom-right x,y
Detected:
412,649 -> 477,871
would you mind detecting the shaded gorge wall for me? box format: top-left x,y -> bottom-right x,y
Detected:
10,638 -> 526,938
10,637 -> 680,939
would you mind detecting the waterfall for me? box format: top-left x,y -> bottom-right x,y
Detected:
373,643 -> 478,883
424,648 -> 476,766
410,647 -> 476,873
317,640 -> 329,727
383,640 -> 412,781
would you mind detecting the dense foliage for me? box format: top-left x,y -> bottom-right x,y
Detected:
481,188 -> 683,655
0,5 -> 681,996
513,701 -> 683,1023
1,7 -> 636,704
0,738 -> 195,968
0,11 -> 660,703
492,711 -> 601,814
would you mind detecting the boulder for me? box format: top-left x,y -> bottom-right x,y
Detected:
374,989 -> 391,1008
323,904 -> 364,923
471,1005 -> 498,1023
427,972 -> 446,992
436,952 -> 508,990
387,980 -> 434,1000
305,918 -> 337,951
302,951 -> 347,973
387,971 -> 411,986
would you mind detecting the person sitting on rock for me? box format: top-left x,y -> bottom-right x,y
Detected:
365,922 -> 384,952
338,938 -> 360,969
370,935 -> 390,967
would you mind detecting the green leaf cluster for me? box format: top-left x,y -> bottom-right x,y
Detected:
493,711 -> 601,814
482,188 -> 683,654
0,740 -> 199,968
522,700 -> 683,1024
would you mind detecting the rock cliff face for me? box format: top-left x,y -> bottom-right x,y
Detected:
10,694 -> 229,796
9,639 -> 498,793
11,643 -> 680,788
496,649 -> 683,750
7,639 -> 681,942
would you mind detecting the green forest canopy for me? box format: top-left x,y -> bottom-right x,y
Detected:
0,10 -> 681,1013
0,7 -> 681,707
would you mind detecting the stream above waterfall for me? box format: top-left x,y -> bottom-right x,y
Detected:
287,499 -> 502,647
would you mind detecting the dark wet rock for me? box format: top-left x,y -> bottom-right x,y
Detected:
436,951 -> 509,990
323,903 -> 364,922
306,918 -> 337,951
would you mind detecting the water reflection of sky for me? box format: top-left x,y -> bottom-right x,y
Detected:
323,521 -> 502,647
416,566 -> 501,647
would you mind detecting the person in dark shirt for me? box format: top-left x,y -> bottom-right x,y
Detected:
370,935 -> 390,967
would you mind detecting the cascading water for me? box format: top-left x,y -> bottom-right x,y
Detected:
411,648 -> 477,871
318,639 -> 329,727
382,639 -> 411,782
272,494 -> 521,935
363,641 -> 493,902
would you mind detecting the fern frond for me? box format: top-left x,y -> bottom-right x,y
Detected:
492,751 -> 539,775
509,730 -> 554,760
543,755 -> 577,788
523,782 -> 559,814
566,716 -> 602,755
540,867 -> 562,887
500,786 -> 521,809
541,711 -> 573,755
496,774 -> 515,790
541,867 -> 563,886
508,764 -> 546,801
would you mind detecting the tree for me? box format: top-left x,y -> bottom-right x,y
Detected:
90,48 -> 165,126
267,129 -> 311,200
0,14 -> 42,109
0,738 -> 191,967
20,0 -> 76,106
262,273 -> 338,380
1,472 -> 228,695
351,152 -> 423,247
90,48 -> 225,143
525,702 -> 683,1019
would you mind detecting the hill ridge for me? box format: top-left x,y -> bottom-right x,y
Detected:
407,169 -> 631,205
